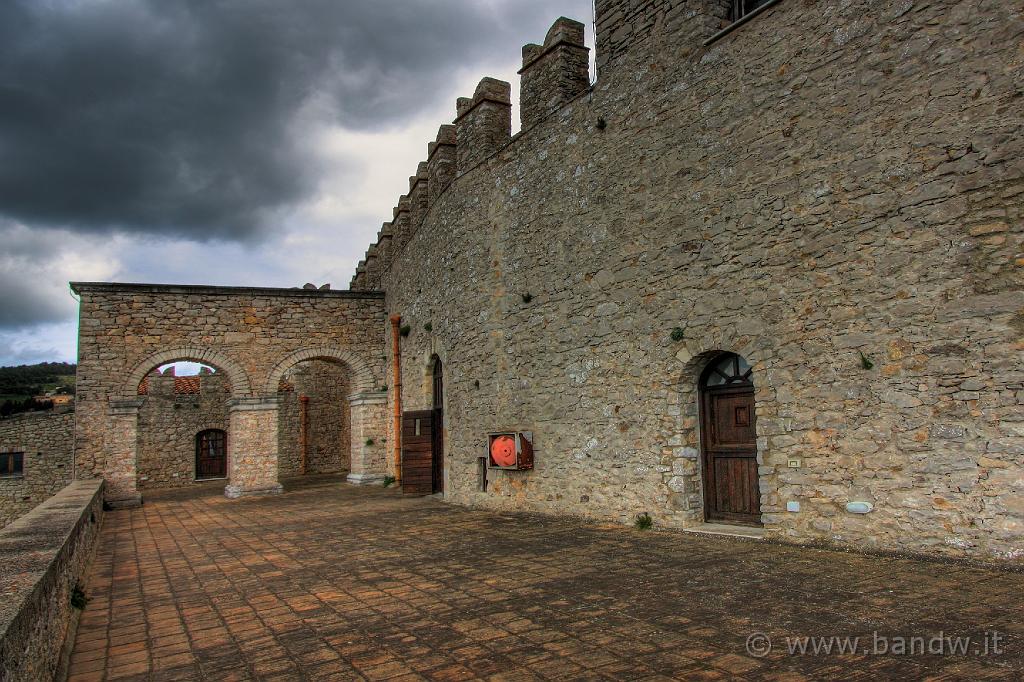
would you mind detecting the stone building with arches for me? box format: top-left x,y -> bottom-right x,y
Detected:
71,283 -> 388,506
65,0 -> 1023,562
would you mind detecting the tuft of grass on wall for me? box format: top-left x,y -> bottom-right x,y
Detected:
71,584 -> 89,610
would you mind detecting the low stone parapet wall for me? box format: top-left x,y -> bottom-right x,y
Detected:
0,480 -> 104,681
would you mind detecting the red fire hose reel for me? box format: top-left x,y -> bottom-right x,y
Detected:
487,432 -> 534,470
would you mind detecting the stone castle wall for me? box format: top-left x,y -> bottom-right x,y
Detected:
0,409 -> 74,529
353,0 -> 1023,560
137,372 -> 231,488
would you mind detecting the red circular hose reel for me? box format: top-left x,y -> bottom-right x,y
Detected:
490,434 -> 517,467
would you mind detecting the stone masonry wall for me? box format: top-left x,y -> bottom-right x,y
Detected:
278,359 -> 352,478
0,409 -> 74,529
0,480 -> 104,682
72,283 -> 386,501
368,0 -> 1023,561
136,372 -> 231,489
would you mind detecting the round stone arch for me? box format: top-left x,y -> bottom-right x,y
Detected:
263,346 -> 376,396
668,331 -> 779,524
122,346 -> 254,399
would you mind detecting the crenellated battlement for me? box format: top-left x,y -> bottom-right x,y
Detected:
349,15 -> 600,292
519,17 -> 590,130
348,6 -> 736,292
454,78 -> 512,175
427,124 -> 458,205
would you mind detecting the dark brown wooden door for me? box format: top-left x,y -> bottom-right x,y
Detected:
196,429 -> 227,480
402,410 -> 435,495
700,354 -> 761,526
431,359 -> 444,494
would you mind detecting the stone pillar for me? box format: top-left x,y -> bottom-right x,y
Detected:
225,396 -> 283,498
346,391 -> 389,485
104,398 -> 145,508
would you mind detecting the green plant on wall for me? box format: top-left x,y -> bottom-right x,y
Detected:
859,351 -> 874,370
670,327 -> 685,342
635,512 -> 653,530
399,325 -> 411,337
382,475 -> 396,488
71,584 -> 88,610
365,438 -> 375,446
424,322 -> 433,332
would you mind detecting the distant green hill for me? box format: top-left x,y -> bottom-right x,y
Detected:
0,362 -> 76,416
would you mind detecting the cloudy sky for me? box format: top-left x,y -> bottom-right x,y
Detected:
0,0 -> 594,367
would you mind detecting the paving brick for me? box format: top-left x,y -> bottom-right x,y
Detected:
69,478 -> 1023,680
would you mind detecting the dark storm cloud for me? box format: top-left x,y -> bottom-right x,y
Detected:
0,0 -> 578,242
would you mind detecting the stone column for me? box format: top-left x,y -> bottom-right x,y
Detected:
105,398 -> 145,508
225,396 -> 283,498
346,391 -> 389,485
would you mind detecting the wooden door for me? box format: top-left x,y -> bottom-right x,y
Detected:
700,354 -> 761,526
196,429 -> 227,480
401,410 -> 435,495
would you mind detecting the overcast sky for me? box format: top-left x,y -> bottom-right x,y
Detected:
0,0 -> 594,367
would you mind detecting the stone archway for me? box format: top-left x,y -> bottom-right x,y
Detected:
669,333 -> 777,528
103,348 -> 255,506
264,347 -> 387,487
264,346 -> 376,396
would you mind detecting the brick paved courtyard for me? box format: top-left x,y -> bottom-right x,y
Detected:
67,477 -> 1023,681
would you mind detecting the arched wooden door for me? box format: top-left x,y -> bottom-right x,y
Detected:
699,354 -> 761,526
196,429 -> 227,480
431,358 -> 444,494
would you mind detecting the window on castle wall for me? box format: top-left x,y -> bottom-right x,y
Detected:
0,452 -> 24,477
731,0 -> 775,21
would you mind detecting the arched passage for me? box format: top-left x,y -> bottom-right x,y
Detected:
134,362 -> 232,489
265,346 -> 387,487
275,358 -> 352,478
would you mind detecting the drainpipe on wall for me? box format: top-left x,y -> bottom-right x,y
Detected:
390,315 -> 403,484
299,395 -> 309,476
